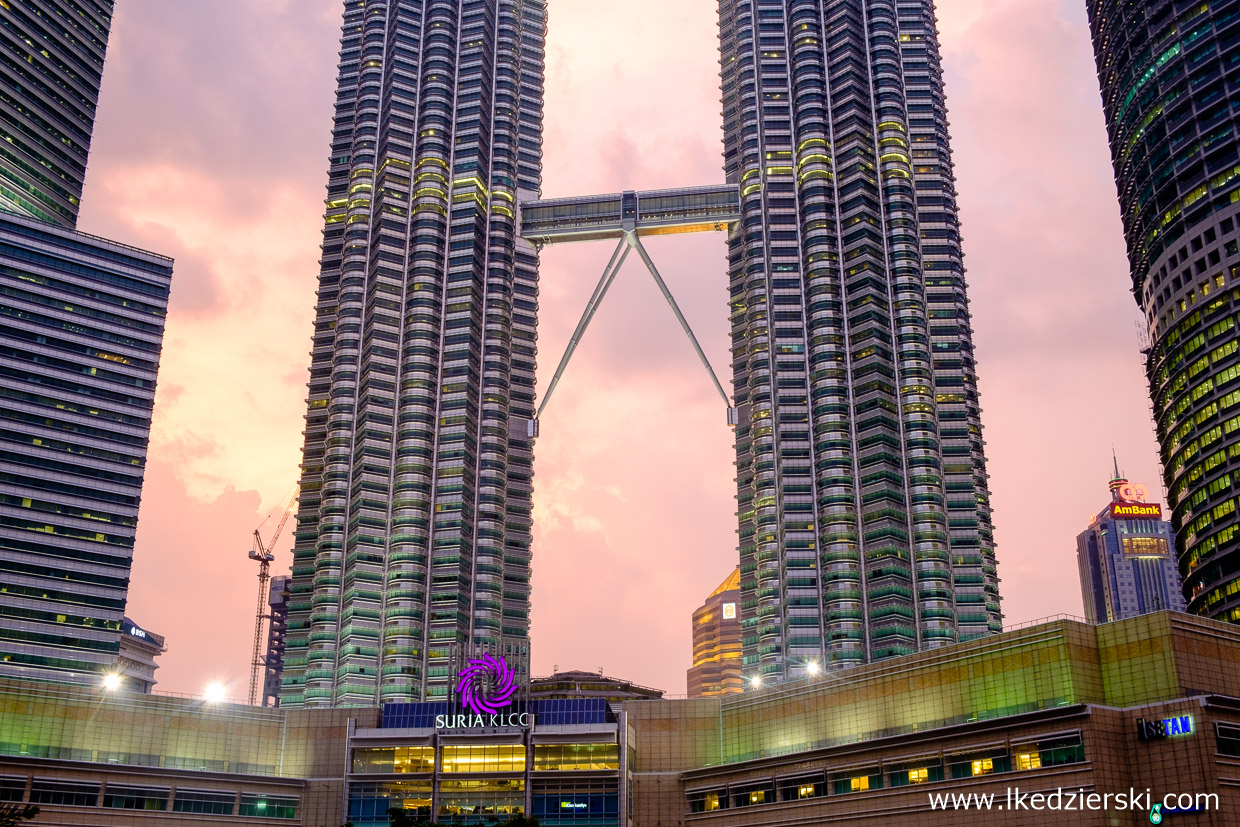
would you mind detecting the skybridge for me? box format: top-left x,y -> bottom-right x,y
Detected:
518,185 -> 741,432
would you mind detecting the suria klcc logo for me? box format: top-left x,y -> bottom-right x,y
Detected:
434,653 -> 529,729
459,653 -> 518,714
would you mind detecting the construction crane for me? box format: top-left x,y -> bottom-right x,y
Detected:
248,486 -> 298,706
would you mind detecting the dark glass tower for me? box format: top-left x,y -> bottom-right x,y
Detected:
0,0 -> 112,228
718,0 -> 999,683
281,0 -> 546,708
1088,0 -> 1240,625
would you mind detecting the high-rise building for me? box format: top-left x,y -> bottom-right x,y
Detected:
281,0 -> 546,708
717,0 -> 999,682
116,617 -> 165,694
262,574 -> 290,707
0,0 -> 173,689
1076,464 -> 1185,624
687,568 -> 743,697
0,210 -> 172,687
0,0 -> 112,228
1088,1 -> 1240,626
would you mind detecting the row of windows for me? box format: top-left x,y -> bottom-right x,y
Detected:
687,735 -> 1084,812
352,742 -> 619,775
0,777 -> 295,819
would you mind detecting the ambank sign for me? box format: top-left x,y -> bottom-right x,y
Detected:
1111,502 -> 1162,519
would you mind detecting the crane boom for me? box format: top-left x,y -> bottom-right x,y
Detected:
248,486 -> 298,706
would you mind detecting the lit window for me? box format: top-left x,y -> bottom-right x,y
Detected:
749,790 -> 766,804
704,793 -> 720,811
850,776 -> 869,792
1016,752 -> 1042,771
798,784 -> 816,799
908,768 -> 930,784
972,758 -> 993,776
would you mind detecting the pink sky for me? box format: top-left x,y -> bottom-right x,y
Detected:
74,0 -> 1162,699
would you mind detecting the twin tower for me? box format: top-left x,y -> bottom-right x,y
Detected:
280,0 -> 999,708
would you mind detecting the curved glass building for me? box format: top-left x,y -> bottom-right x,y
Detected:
281,0 -> 546,708
1088,0 -> 1240,623
718,0 -> 999,683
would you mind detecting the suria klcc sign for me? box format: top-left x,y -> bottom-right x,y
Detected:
1110,482 -> 1162,520
435,653 -> 529,730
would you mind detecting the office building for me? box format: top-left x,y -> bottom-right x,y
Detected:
0,0 -> 112,228
262,575 -> 290,708
1077,465 -> 1184,623
717,0 -> 999,683
115,617 -> 164,694
1,612 -> 1238,825
688,567 -> 743,698
1087,1 -> 1240,625
0,210 -> 172,688
281,0 -> 546,708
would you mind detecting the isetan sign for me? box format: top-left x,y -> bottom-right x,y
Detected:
1111,502 -> 1162,519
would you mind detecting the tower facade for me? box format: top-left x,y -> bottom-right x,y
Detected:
1088,0 -> 1240,626
0,0 -> 112,228
717,0 -> 999,682
687,568 -> 744,697
281,0 -> 546,708
1077,470 -> 1184,624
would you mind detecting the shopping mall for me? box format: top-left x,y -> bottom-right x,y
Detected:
1,611 -> 1238,826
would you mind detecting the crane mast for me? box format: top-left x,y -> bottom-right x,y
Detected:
248,487 -> 297,706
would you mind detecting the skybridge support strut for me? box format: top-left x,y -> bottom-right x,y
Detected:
533,232 -> 738,428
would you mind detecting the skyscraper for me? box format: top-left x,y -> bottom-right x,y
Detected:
0,210 -> 172,687
1087,1 -> 1240,625
0,0 -> 174,689
1077,465 -> 1184,624
687,567 -> 743,697
0,0 -> 112,228
281,0 -> 546,708
718,0 -> 999,682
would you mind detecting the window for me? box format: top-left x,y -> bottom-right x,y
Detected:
778,773 -> 825,801
831,768 -> 881,794
949,749 -> 1011,778
103,784 -> 168,811
172,789 -> 235,815
731,782 -> 774,807
1217,723 -> 1240,756
29,780 -> 99,807
353,746 -> 435,774
239,794 -> 298,819
0,777 -> 24,803
688,789 -> 726,812
532,743 -> 618,771
887,758 -> 943,787
440,744 -> 525,773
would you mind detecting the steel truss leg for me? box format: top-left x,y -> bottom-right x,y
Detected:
628,233 -> 731,409
536,237 -> 631,419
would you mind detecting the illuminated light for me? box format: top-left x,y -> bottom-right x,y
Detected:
750,675 -> 762,688
102,673 -> 121,691
806,660 -> 820,676
204,682 -> 227,704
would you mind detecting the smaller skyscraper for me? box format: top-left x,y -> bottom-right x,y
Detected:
262,575 -> 290,708
687,568 -> 743,698
115,617 -> 164,694
1077,462 -> 1184,624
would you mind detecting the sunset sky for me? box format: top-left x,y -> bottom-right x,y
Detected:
75,0 -> 1162,699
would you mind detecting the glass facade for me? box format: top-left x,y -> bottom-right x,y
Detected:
282,0 -> 547,708
0,211 -> 172,687
0,0 -> 112,228
717,0 -> 999,683
1088,0 -> 1240,627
